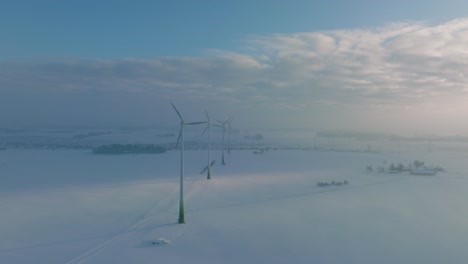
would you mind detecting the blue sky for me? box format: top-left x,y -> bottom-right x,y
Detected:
1,1 -> 468,134
2,0 -> 467,59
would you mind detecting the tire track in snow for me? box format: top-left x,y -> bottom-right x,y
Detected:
131,177 -> 206,247
64,234 -> 126,264
64,175 -> 207,264
0,234 -> 114,254
64,181 -> 180,264
0,181 -> 179,255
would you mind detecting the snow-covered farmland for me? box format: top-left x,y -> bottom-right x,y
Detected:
1,147 -> 468,263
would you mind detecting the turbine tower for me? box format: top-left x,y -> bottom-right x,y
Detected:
227,118 -> 233,154
171,102 -> 206,224
201,110 -> 212,179
213,118 -> 231,165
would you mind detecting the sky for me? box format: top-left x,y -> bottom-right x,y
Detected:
2,0 -> 468,135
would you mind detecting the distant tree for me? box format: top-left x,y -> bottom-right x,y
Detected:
253,134 -> 264,140
413,160 -> 425,168
93,144 -> 166,155
245,134 -> 264,140
397,163 -> 404,172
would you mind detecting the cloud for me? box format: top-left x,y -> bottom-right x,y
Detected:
2,18 -> 468,133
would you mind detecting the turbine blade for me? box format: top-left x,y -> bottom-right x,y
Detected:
212,124 -> 222,128
186,121 -> 206,125
170,101 -> 184,122
176,129 -> 182,147
216,120 -> 223,124
201,125 -> 209,136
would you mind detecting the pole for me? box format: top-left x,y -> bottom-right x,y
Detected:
207,124 -> 211,179
221,127 -> 225,165
178,125 -> 185,224
228,130 -> 231,154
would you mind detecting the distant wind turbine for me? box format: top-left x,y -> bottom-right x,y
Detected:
201,110 -> 213,179
171,102 -> 206,224
227,118 -> 233,154
213,118 -> 231,165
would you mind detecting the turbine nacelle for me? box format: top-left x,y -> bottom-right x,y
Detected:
215,117 -> 233,132
171,102 -> 206,147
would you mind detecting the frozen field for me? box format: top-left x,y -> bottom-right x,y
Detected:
1,148 -> 468,263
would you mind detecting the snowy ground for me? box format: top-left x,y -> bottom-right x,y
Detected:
1,147 -> 468,263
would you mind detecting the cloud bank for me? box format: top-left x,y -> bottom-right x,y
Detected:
2,18 -> 468,134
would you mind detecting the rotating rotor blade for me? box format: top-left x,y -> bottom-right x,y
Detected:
170,101 -> 184,122
186,121 -> 206,125
227,118 -> 233,130
201,125 -> 209,136
212,124 -> 222,128
175,128 -> 182,147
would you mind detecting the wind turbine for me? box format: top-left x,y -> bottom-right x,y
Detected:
201,110 -> 213,179
171,102 -> 206,224
213,118 -> 231,165
227,118 -> 233,154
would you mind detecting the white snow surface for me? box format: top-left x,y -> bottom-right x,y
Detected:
1,148 -> 468,263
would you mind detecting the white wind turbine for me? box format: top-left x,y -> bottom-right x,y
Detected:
171,102 -> 206,224
227,118 -> 233,154
201,110 -> 213,179
213,118 -> 231,165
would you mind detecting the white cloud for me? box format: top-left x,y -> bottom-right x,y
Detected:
2,18 -> 468,133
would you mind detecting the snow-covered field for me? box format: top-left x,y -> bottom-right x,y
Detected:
2,147 -> 468,263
